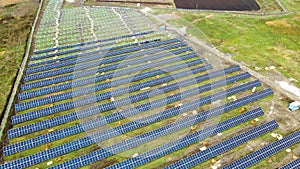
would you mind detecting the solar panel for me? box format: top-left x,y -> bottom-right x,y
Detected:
48,88 -> 273,169
2,83 -> 269,169
223,129 -> 300,169
25,40 -> 184,82
165,120 -> 279,169
106,107 -> 266,169
18,47 -> 194,101
5,72 -> 249,155
17,57 -> 204,112
26,38 -> 175,75
280,158 -> 300,169
13,62 -> 207,124
9,65 -> 238,139
32,30 -> 154,55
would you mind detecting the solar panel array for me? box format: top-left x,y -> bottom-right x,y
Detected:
2,0 -> 299,169
223,129 -> 300,169
164,120 -> 279,169
8,65 -> 240,139
5,72 -> 249,155
280,158 -> 300,169
106,107 -> 267,169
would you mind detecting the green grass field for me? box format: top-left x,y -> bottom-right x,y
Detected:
164,11 -> 300,87
0,0 -> 39,116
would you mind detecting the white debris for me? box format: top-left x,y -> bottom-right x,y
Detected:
286,148 -> 292,153
192,110 -> 198,115
269,66 -> 276,70
276,134 -> 283,140
162,83 -> 168,87
140,7 -> 152,13
277,81 -> 300,97
178,103 -> 183,107
289,78 -> 299,83
231,95 -> 237,101
217,133 -> 223,136
111,97 -> 115,102
252,87 -> 257,93
132,153 -> 139,158
147,61 -> 152,64
271,133 -> 277,138
140,87 -> 150,91
47,161 -> 53,166
182,113 -> 187,117
101,72 -> 105,75
211,166 -> 218,169
254,118 -> 259,122
199,146 -> 207,151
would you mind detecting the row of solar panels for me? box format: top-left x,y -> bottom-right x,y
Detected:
33,30 -> 154,55
6,68 -> 248,155
30,22 -> 152,61
17,58 -> 204,112
26,39 -> 166,81
13,59 -> 207,124
2,84 -> 273,169
18,43 -> 192,101
8,65 -> 240,139
48,89 -> 275,169
27,38 -> 168,75
21,39 -> 183,93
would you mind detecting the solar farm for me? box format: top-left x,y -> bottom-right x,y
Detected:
1,0 -> 300,169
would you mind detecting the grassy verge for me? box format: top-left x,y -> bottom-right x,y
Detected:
164,11 -> 300,87
0,0 -> 39,116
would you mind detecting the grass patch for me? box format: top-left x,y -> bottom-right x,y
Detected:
166,11 -> 300,87
0,0 -> 39,116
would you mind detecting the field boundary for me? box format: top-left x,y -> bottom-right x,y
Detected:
0,0 -> 45,141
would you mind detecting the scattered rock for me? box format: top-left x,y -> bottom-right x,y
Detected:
192,110 -> 198,115
199,146 -> 207,151
289,78 -> 299,83
47,161 -> 53,166
255,67 -> 261,71
293,155 -> 299,160
132,153 -> 139,158
252,87 -> 257,93
48,129 -> 55,133
239,107 -> 247,113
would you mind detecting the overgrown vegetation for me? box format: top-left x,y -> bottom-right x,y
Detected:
0,0 -> 39,116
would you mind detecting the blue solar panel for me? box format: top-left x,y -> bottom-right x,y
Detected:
5,71 -> 249,155
26,38 -> 179,76
223,129 -> 300,169
25,40 -> 180,82
26,38 -> 177,75
18,47 -> 194,101
32,30 -> 154,55
107,107 -> 266,169
280,158 -> 300,169
13,62 -> 208,123
47,88 -> 273,169
9,65 -> 239,139
165,120 -> 279,169
17,58 -> 204,111
2,84 -> 270,169
27,38 -> 169,76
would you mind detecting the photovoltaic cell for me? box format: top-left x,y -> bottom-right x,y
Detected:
280,158 -> 300,169
223,129 -> 300,169
164,120 -> 279,169
106,107 -> 266,169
